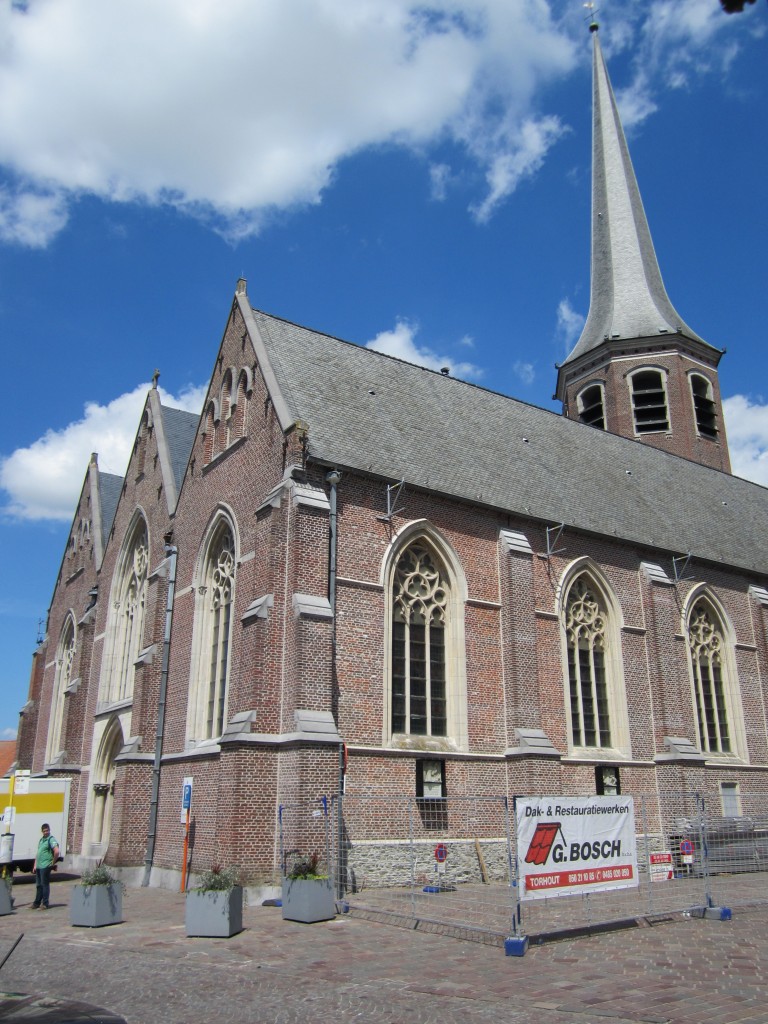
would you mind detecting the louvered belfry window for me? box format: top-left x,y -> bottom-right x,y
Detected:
391,542 -> 448,737
631,369 -> 669,433
566,577 -> 611,748
690,374 -> 718,439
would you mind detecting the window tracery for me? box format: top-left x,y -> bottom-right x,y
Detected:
688,600 -> 731,754
101,520 -> 148,704
391,541 -> 448,737
565,576 -> 611,748
47,616 -> 75,762
189,518 -> 236,742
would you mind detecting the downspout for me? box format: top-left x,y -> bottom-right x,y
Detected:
142,542 -> 177,887
325,469 -> 344,899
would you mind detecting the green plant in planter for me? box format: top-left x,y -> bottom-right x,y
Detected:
80,861 -> 122,888
186,864 -> 244,938
282,852 -> 335,923
71,860 -> 123,928
196,864 -> 241,891
286,852 -> 326,881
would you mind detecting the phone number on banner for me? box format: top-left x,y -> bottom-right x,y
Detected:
525,864 -> 634,893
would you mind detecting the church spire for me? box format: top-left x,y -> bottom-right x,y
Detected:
565,26 -> 712,365
554,24 -> 730,473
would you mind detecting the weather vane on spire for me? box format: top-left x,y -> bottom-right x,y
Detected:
583,1 -> 600,31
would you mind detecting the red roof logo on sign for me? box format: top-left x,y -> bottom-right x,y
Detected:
525,822 -> 565,866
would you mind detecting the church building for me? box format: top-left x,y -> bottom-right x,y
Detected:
14,26 -> 768,888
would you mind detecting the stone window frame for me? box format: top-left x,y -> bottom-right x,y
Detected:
688,372 -> 718,440
557,558 -> 630,758
627,366 -> 671,435
46,613 -> 76,764
186,507 -> 238,746
99,512 -> 149,705
381,521 -> 468,751
683,587 -> 745,760
576,380 -> 607,430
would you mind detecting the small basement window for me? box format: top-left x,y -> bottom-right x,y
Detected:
595,765 -> 621,796
416,759 -> 447,830
720,782 -> 740,817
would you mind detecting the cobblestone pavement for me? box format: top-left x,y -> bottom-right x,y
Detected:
1,874 -> 767,1024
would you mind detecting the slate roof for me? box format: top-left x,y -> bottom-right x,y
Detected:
161,405 -> 199,494
249,305 -> 768,580
99,472 -> 124,549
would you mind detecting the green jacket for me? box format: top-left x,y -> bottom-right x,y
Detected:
36,834 -> 59,869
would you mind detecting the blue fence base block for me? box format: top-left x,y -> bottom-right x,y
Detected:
690,906 -> 732,921
504,935 -> 529,957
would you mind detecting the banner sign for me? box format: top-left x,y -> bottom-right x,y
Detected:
516,796 -> 638,900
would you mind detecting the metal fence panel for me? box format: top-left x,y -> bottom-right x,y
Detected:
330,790 -> 768,943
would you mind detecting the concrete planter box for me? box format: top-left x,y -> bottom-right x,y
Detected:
70,884 -> 123,927
0,879 -> 13,916
281,877 -> 335,923
185,886 -> 243,938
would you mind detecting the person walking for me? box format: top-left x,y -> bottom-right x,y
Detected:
31,822 -> 60,909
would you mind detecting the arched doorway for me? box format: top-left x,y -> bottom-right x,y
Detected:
89,718 -> 124,856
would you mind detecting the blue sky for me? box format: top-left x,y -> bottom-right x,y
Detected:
0,0 -> 766,742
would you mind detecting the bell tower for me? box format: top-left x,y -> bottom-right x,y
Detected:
556,23 -> 730,473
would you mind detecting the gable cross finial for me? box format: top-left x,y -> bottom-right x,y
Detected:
152,369 -> 160,389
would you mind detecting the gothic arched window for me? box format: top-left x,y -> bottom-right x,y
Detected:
391,541 -> 448,738
688,599 -> 732,754
101,518 -> 148,705
189,518 -> 236,741
47,615 -> 75,763
564,575 -> 614,749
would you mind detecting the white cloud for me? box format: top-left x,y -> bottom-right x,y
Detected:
513,361 -> 535,386
429,163 -> 452,202
556,297 -> 585,354
0,0 -> 578,245
0,1 -> 757,246
1,728 -> 17,741
0,184 -> 69,247
603,0 -> 749,132
470,115 -> 566,223
723,395 -> 768,487
366,320 -> 482,380
0,382 -> 205,522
